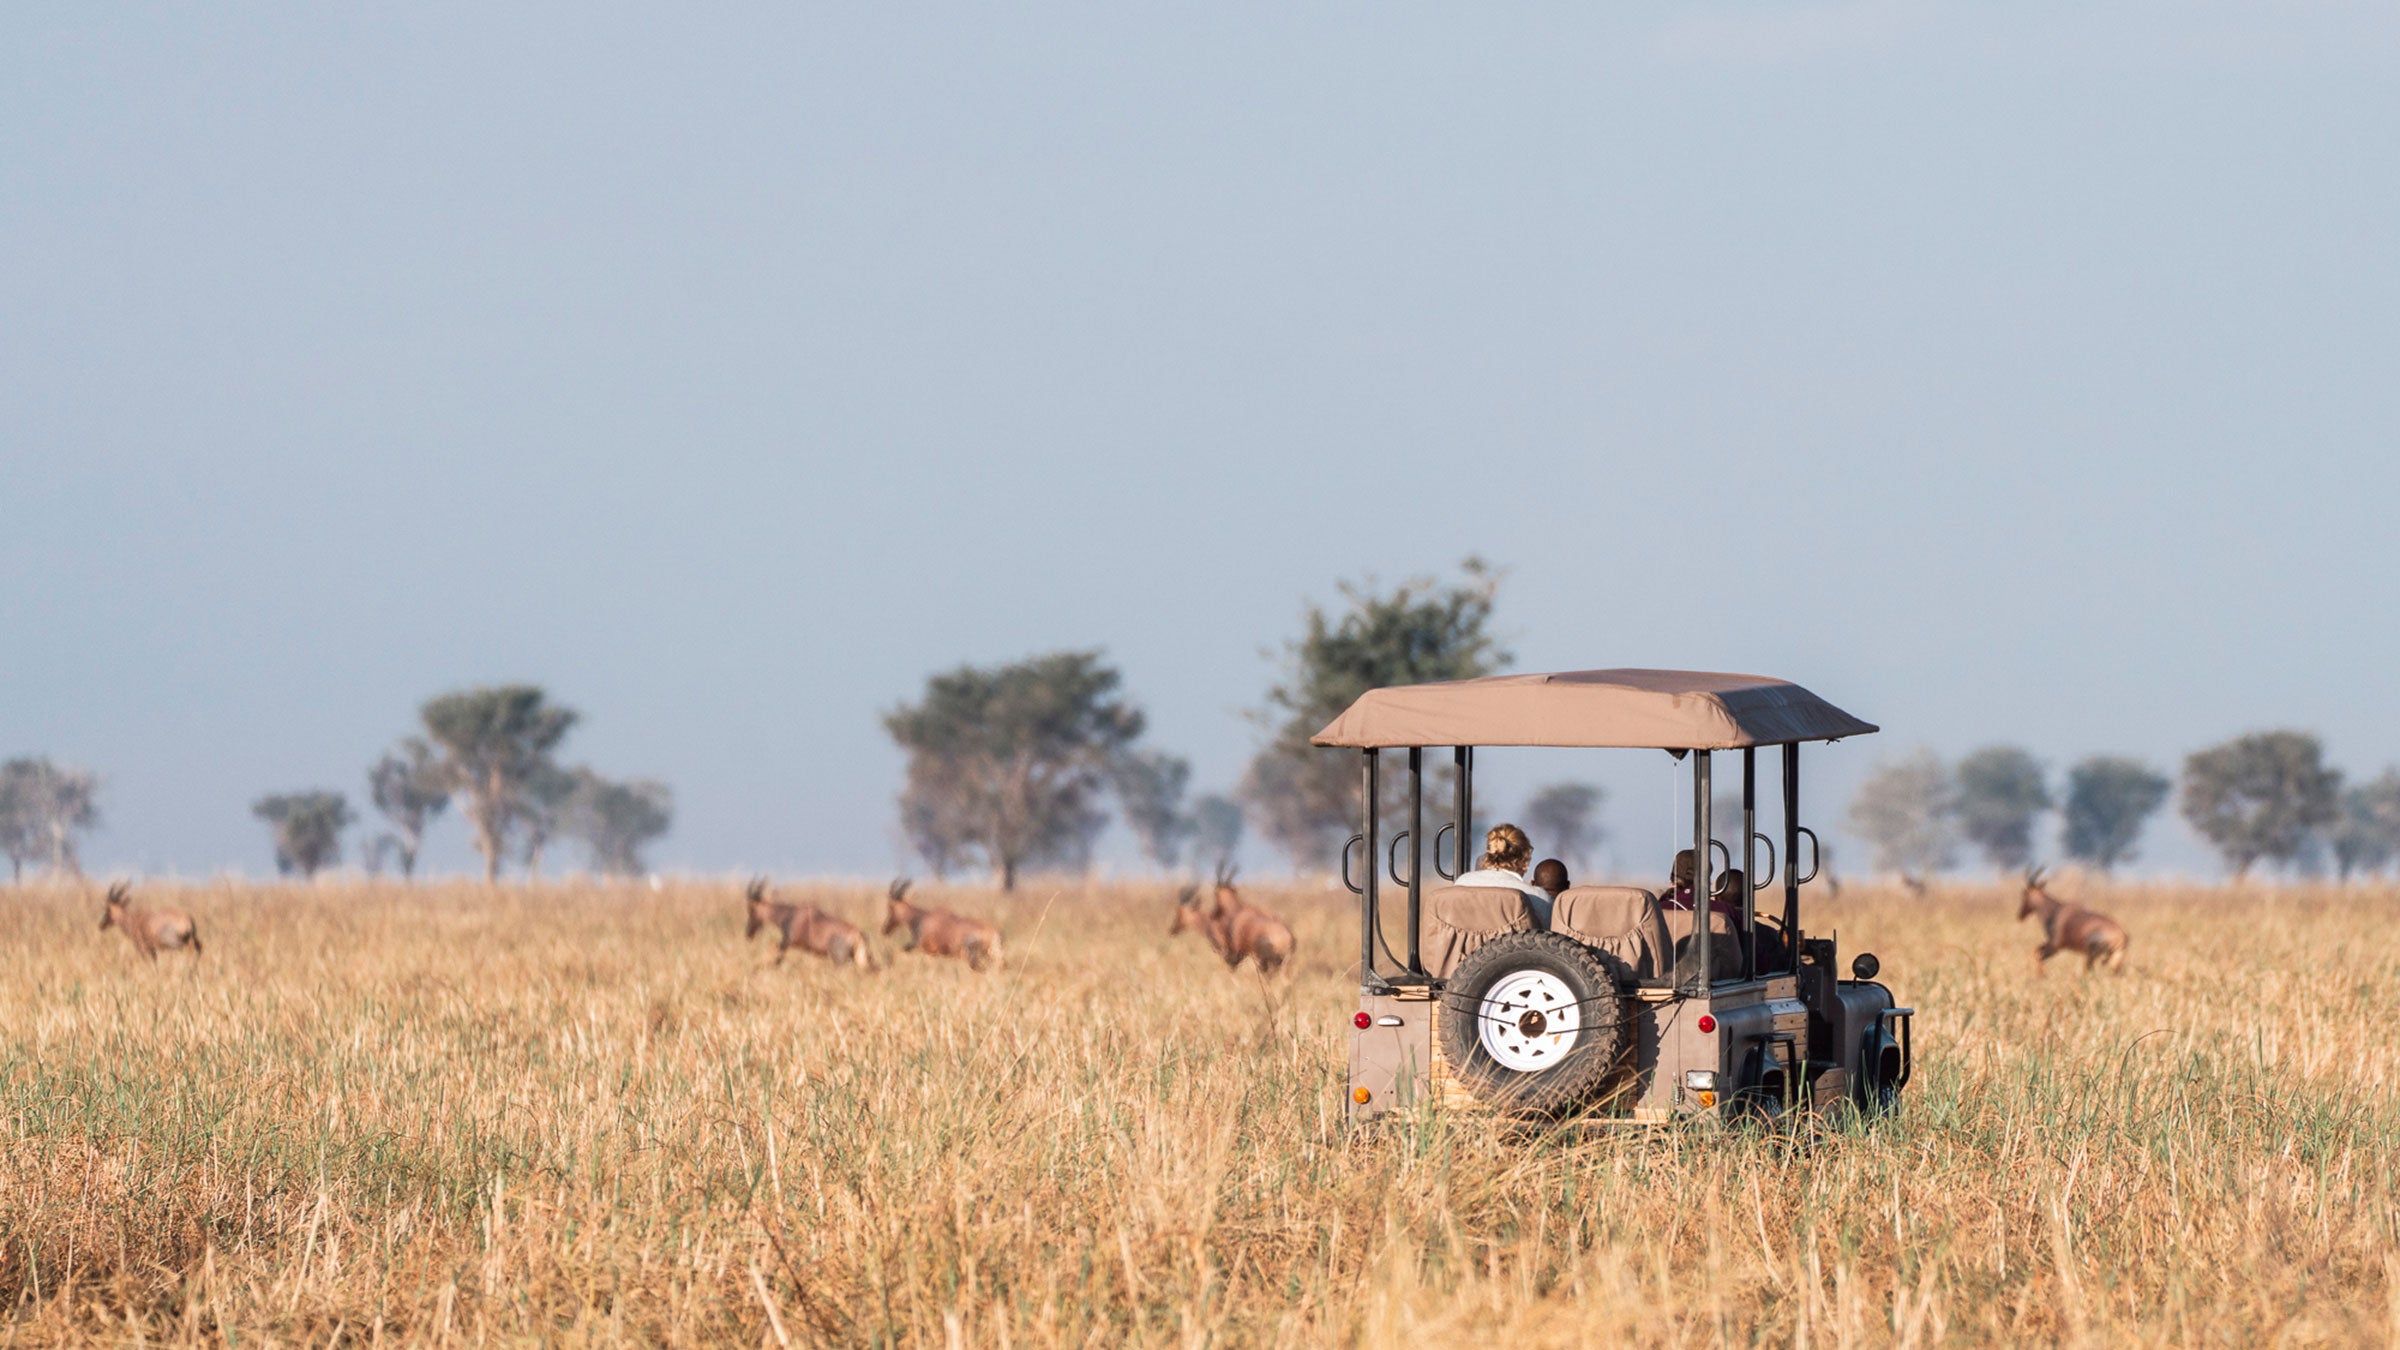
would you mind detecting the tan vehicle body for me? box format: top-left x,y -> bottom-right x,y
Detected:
745,878 -> 874,969
883,880 -> 1002,972
2019,868 -> 2128,974
99,882 -> 203,961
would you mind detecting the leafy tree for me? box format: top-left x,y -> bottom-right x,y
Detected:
885,651 -> 1145,890
1521,783 -> 1605,871
2180,731 -> 2340,878
0,762 -> 42,881
1953,746 -> 2052,872
1113,749 -> 1193,870
252,791 -> 353,877
0,757 -> 99,877
366,738 -> 450,879
897,758 -> 975,880
419,685 -> 579,882
1189,793 -> 1245,872
1242,561 -> 1508,870
2060,756 -> 2171,873
2328,770 -> 2400,880
561,770 -> 673,876
514,761 -> 578,878
1846,748 -> 1956,892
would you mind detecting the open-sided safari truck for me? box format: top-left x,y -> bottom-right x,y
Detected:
1322,669 -> 1914,1125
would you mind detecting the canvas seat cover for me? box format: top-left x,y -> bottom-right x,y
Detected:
1550,886 -> 1672,980
1660,908 -> 1746,982
1417,885 -> 1536,978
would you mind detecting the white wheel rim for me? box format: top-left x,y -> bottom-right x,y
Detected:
1476,969 -> 1581,1072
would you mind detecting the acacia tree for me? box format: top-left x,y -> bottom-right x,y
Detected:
1954,746 -> 2052,872
0,758 -> 99,877
366,739 -> 450,879
1189,794 -> 1245,873
419,685 -> 579,882
2060,755 -> 2171,873
252,791 -> 353,877
513,762 -> 578,878
2327,770 -> 2400,880
561,770 -> 673,876
1847,748 -> 1956,892
1113,749 -> 1194,870
1521,783 -> 1605,871
1242,560 -> 1508,870
885,651 -> 1145,890
2181,731 -> 2339,878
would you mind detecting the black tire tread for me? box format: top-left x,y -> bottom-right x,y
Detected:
1440,931 -> 1634,1121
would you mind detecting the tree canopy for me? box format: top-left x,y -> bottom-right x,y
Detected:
2327,769 -> 2400,880
1954,746 -> 2052,872
1241,560 -> 1507,870
1112,749 -> 1194,870
2060,755 -> 2170,873
1847,748 -> 1956,891
253,791 -> 353,877
0,757 -> 99,878
420,685 -> 579,882
1520,783 -> 1605,871
885,650 -> 1146,890
366,738 -> 450,879
561,771 -> 674,876
2180,731 -> 2340,877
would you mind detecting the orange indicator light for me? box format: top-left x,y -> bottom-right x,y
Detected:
1353,1087 -> 1372,1104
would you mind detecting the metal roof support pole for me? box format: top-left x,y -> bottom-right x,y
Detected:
1782,743 -> 1802,974
1362,749 -> 1379,984
1406,747 -> 1424,976
1742,747 -> 1758,981
1693,750 -> 1713,995
1454,746 -> 1472,879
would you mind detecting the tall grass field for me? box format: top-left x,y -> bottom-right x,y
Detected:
4,875 -> 2397,1345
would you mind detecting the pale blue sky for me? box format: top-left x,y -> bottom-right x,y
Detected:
6,3 -> 2396,879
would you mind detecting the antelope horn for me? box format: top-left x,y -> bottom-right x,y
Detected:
1176,883 -> 1198,907
746,876 -> 766,901
106,881 -> 129,905
889,877 -> 912,902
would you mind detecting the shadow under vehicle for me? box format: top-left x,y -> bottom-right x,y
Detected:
1327,669 -> 1914,1125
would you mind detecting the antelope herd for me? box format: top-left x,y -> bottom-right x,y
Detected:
80,869 -> 2128,981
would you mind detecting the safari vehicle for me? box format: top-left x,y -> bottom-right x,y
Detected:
1323,669 -> 1913,1125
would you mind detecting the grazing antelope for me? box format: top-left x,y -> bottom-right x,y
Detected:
1171,864 -> 1294,975
743,877 -> 874,970
98,882 -> 202,961
2019,866 -> 2128,975
881,879 -> 1002,972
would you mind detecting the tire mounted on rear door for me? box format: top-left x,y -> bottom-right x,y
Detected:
1440,930 -> 1633,1120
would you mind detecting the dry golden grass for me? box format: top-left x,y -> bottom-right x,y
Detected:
4,872 -> 2399,1346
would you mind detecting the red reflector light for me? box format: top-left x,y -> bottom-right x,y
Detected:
1354,1012 -> 1372,1029
1697,1015 -> 1717,1033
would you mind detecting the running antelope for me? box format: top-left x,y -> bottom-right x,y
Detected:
99,882 -> 203,961
1171,865 -> 1293,975
882,879 -> 1002,972
2019,866 -> 2128,975
744,877 -> 874,970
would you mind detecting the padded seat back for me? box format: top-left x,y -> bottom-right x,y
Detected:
1659,907 -> 1746,982
1550,885 -> 1671,979
1417,885 -> 1536,978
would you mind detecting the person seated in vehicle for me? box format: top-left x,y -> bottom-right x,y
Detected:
1457,823 -> 1554,926
1530,858 -> 1570,901
1660,849 -> 1700,910
1660,850 -> 1745,918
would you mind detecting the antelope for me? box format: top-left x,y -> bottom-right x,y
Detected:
1171,864 -> 1293,975
882,879 -> 1002,972
744,877 -> 874,970
99,882 -> 202,961
2019,866 -> 2128,975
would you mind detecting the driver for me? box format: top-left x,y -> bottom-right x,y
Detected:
1457,823 -> 1554,927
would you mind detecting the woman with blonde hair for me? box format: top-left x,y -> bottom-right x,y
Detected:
1457,822 -> 1554,925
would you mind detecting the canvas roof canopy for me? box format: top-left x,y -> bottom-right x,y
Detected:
1309,669 -> 1878,751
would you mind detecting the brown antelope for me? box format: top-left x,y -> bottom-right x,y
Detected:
882,879 -> 1002,972
1171,864 -> 1293,975
744,877 -> 874,970
2019,866 -> 2128,975
98,882 -> 202,961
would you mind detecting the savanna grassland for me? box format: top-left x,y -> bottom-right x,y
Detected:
4,874 -> 2398,1346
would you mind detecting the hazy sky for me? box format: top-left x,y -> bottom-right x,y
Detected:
6,3 -> 2397,881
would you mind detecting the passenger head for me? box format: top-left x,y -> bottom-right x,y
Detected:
1480,823 -> 1533,876
1671,849 -> 1696,888
1714,869 -> 1745,902
1531,858 -> 1570,895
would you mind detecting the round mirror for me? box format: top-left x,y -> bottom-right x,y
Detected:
1851,952 -> 1880,980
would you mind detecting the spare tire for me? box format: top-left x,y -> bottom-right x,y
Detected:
1440,931 -> 1634,1121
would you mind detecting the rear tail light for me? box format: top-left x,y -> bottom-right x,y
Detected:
1354,1012 -> 1372,1029
1697,1014 -> 1717,1033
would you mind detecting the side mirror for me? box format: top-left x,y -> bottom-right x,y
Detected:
1851,953 -> 1880,980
